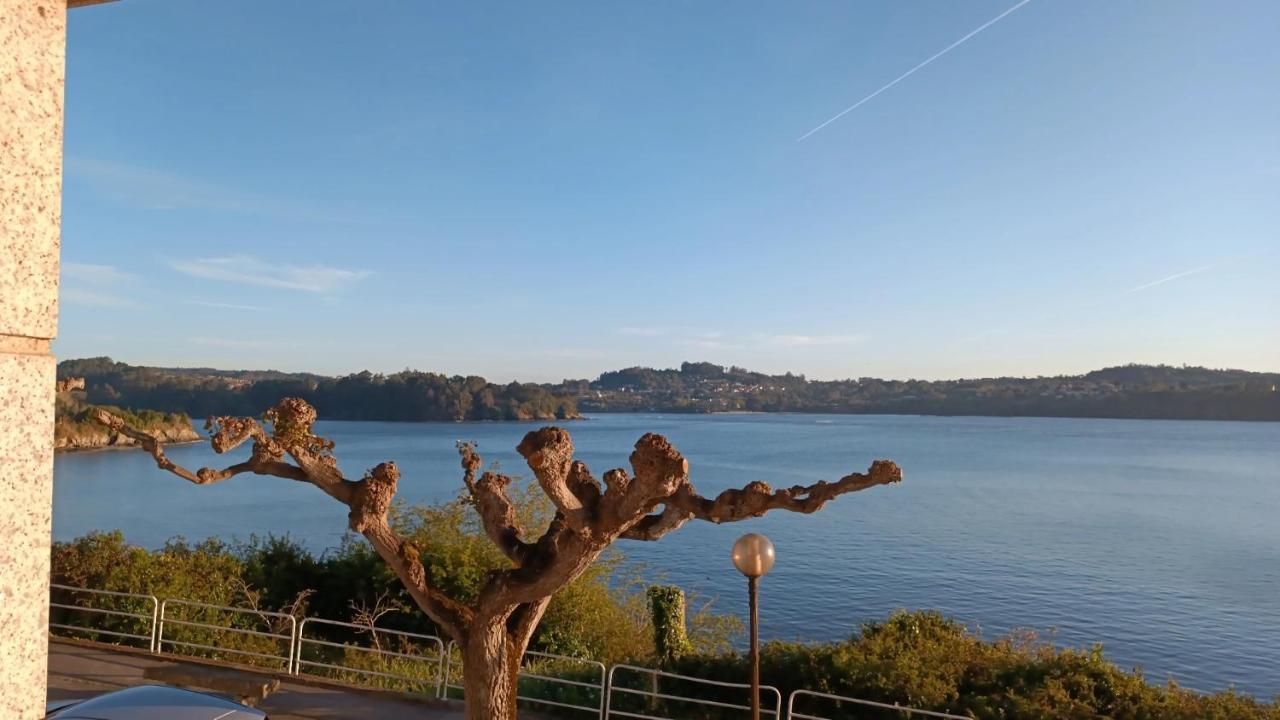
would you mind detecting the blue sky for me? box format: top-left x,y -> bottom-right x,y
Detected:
57,1 -> 1278,382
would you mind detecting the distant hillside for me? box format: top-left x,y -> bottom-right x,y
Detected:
57,357 -> 579,422
550,362 -> 1280,421
58,358 -> 1279,423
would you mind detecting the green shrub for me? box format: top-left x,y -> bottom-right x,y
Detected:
664,610 -> 1280,720
50,527 -> 1277,718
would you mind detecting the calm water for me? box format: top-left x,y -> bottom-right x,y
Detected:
53,413 -> 1280,696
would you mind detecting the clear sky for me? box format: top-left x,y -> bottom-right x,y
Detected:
56,1 -> 1278,383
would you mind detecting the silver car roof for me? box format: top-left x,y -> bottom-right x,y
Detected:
49,685 -> 266,720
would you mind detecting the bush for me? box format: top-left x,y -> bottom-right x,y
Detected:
664,611 -> 1280,720
48,478 -> 727,673
51,526 -> 1277,718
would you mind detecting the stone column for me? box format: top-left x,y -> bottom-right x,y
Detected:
1,0 -> 66,716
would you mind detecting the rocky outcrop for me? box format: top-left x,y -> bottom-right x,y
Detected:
53,390 -> 202,452
54,423 -> 201,451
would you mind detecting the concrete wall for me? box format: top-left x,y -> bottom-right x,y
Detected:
0,0 -> 66,716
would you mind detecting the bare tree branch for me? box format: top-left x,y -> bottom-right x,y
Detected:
601,433 -> 690,530
100,397 -> 902,720
458,443 -> 532,565
620,504 -> 695,541
90,400 -> 472,641
350,590 -> 408,653
610,432 -> 901,538
670,459 -> 903,523
88,407 -> 308,484
516,427 -> 599,533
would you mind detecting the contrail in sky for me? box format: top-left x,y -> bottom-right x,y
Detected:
1123,263 -> 1218,294
956,258 -> 1231,345
796,0 -> 1034,142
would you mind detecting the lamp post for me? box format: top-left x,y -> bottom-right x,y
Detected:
732,533 -> 775,720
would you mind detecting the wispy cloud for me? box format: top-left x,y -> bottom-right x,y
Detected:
618,326 -> 863,351
62,262 -> 134,284
797,0 -> 1034,141
64,157 -> 367,224
68,157 -> 267,214
171,255 -> 371,293
770,334 -> 866,347
688,338 -> 743,351
535,347 -> 611,359
61,288 -> 139,308
60,262 -> 138,308
183,300 -> 263,311
1123,263 -> 1218,295
188,336 -> 288,350
619,326 -> 670,337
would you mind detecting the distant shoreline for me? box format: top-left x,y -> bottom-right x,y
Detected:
582,408 -> 1280,423
57,358 -> 1280,425
55,438 -> 204,454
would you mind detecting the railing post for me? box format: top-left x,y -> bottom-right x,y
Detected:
597,661 -> 607,720
441,640 -> 456,699
294,617 -> 308,676
603,664 -> 617,720
435,638 -> 447,699
286,615 -> 298,674
148,596 -> 159,653
156,598 -> 169,655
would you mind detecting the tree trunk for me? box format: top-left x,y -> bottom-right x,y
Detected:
461,618 -> 522,720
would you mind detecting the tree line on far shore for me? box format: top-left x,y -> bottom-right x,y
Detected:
555,361 -> 1280,421
57,357 -> 578,423
56,357 -> 1280,424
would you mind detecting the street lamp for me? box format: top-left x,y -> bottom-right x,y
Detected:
733,533 -> 775,720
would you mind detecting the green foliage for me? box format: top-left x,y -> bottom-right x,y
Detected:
52,530 -> 243,606
648,585 -> 692,665
58,356 -> 1280,422
47,477 -> 692,668
664,610 -> 1280,720
387,480 -> 654,664
54,394 -> 194,448
48,532 -> 1278,718
57,357 -> 578,422
49,531 -> 292,667
566,362 -> 1280,420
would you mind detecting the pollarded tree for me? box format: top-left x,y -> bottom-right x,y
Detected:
91,399 -> 902,720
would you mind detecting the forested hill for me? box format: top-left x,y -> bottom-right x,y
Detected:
58,358 -> 1279,423
57,357 -> 578,422
550,362 -> 1280,421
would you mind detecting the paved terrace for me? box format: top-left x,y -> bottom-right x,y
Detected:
48,638 -> 484,719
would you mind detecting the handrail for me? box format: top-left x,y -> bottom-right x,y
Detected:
443,641 -> 608,716
157,598 -> 298,672
48,584 -> 159,652
294,617 -> 446,697
786,689 -> 972,719
521,649 -> 608,717
48,582 -> 974,719
605,663 -> 782,719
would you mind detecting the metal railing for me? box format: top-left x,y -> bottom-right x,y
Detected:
49,584 -> 159,651
294,617 -> 445,697
605,663 -> 783,719
49,583 -> 968,719
157,598 -> 298,672
786,690 -> 970,719
519,650 -> 609,717
442,641 -> 609,717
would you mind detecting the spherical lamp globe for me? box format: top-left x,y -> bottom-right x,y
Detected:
731,533 -> 776,578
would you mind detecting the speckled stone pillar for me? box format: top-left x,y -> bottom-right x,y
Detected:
1,0 -> 65,716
